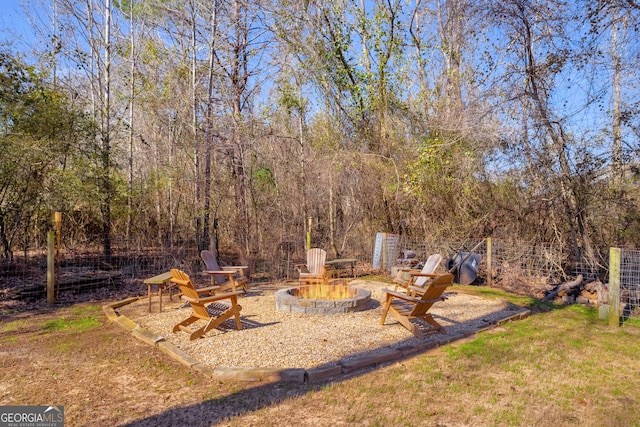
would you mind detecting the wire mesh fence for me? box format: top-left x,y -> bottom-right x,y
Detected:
1,238 -> 375,304
393,236 -> 606,285
393,236 -> 563,285
3,233 -> 640,326
1,242 -> 202,303
490,240 -> 566,281
391,237 -> 487,269
618,248 -> 640,323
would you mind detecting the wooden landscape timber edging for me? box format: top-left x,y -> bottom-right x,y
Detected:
102,297 -> 531,384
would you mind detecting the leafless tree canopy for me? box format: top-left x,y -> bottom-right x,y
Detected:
1,0 -> 639,275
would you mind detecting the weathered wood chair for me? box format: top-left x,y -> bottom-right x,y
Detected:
380,272 -> 454,338
295,248 -> 327,284
170,269 -> 243,340
200,250 -> 248,294
393,253 -> 443,294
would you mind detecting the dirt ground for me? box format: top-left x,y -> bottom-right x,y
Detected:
0,276 -> 549,426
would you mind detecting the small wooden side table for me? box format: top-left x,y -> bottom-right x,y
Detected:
143,271 -> 175,313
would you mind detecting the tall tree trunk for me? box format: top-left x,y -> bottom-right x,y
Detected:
191,0 -> 202,250
231,0 -> 250,261
202,0 -> 219,252
611,5 -> 624,187
409,0 -> 429,119
101,0 -> 112,260
437,0 -> 464,114
518,2 -> 587,263
126,0 -> 135,250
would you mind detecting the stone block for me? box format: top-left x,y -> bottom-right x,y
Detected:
334,299 -> 356,308
315,300 -> 337,308
599,304 -> 609,320
288,304 -> 307,314
275,302 -> 291,312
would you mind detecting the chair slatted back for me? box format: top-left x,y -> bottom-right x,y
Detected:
414,254 -> 443,287
200,250 -> 226,285
170,269 -> 210,319
410,272 -> 454,316
306,248 -> 327,276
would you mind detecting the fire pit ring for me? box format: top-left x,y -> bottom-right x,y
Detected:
275,280 -> 371,314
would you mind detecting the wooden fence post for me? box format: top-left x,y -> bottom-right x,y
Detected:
609,247 -> 621,327
47,231 -> 56,305
486,237 -> 492,288
54,211 -> 61,299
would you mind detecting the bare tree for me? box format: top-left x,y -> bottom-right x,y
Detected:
49,0 -> 120,259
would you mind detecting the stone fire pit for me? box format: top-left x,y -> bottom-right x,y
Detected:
275,281 -> 372,314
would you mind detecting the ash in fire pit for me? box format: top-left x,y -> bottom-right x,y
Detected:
275,280 -> 371,314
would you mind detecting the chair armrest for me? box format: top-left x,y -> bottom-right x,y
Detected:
406,273 -> 440,287
409,272 -> 439,278
205,270 -> 235,277
408,285 -> 428,296
199,290 -> 244,302
393,277 -> 408,284
221,266 -> 248,276
180,295 -> 199,304
195,285 -> 220,295
408,285 -> 449,300
383,288 -> 446,304
381,288 -> 423,303
205,271 -> 235,285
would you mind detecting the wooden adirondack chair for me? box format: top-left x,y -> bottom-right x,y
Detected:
393,253 -> 443,294
295,248 -> 327,284
380,272 -> 454,338
200,250 -> 248,294
170,269 -> 243,340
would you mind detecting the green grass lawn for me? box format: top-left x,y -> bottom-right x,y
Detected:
222,287 -> 640,426
2,285 -> 640,426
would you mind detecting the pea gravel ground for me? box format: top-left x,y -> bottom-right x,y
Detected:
117,279 -> 527,370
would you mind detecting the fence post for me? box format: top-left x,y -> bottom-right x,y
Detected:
486,237 -> 492,287
609,247 -> 621,327
47,231 -> 56,305
381,233 -> 387,270
54,211 -> 61,299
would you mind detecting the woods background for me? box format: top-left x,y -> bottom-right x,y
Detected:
1,0 -> 640,279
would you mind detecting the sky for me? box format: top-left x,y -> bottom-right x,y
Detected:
0,0 -> 41,52
0,0 -> 630,154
